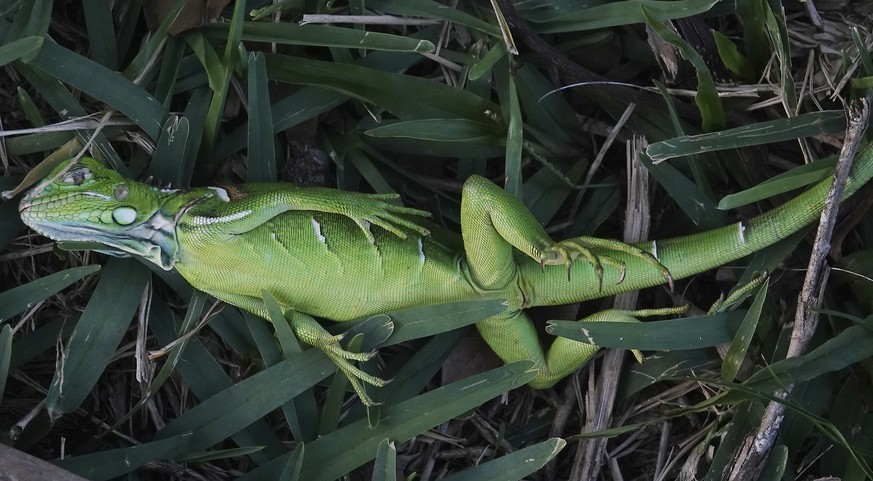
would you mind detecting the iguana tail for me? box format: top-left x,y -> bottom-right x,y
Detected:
520,143 -> 873,307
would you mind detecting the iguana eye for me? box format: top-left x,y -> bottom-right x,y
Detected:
62,167 -> 92,185
114,184 -> 129,201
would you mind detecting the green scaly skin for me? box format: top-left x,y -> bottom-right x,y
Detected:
19,148 -> 873,405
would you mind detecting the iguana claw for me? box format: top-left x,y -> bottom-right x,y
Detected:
290,311 -> 390,406
539,236 -> 672,291
347,193 -> 431,243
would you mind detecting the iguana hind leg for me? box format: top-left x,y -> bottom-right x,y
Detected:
476,309 -> 622,388
460,176 -> 675,387
460,175 -> 669,297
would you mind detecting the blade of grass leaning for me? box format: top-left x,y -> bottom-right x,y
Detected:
644,7 -> 724,132
235,361 -> 537,480
646,111 -> 847,162
176,446 -> 269,463
717,157 -> 836,210
280,444 -> 305,481
351,300 -> 506,346
265,54 -> 499,122
620,349 -> 720,398
121,0 -> 186,79
0,198 -> 25,251
153,37 -> 186,106
262,291 -> 319,441
0,36 -> 43,66
13,63 -> 124,172
469,42 -> 507,81
852,27 -> 873,75
10,317 -> 77,369
0,325 -> 11,404
148,116 -> 190,185
640,152 -> 729,229
365,0 -> 500,36
178,88 -> 211,185
53,434 -> 192,481
346,147 -> 403,195
514,65 -> 581,150
738,0 -> 769,73
721,279 -> 768,382
2,142 -> 82,200
743,325 -> 873,394
152,349 -> 335,449
10,0 -> 51,49
148,299 -> 286,463
245,311 -> 317,437
16,85 -> 45,126
29,41 -> 168,141
364,119 -> 502,142
693,324 -> 873,411
216,86 -> 348,159
372,439 -> 396,481
524,0 -> 717,31
217,31 -> 439,158
185,31 -> 225,93
206,22 -> 435,53
45,259 -> 149,419
546,311 -> 745,350
440,438 -> 565,481
524,161 -> 585,224
5,131 -> 82,157
104,291 -> 207,433
200,0 -> 246,160
82,0 -> 117,69
763,2 -> 795,108
247,52 -> 277,182
498,61 -> 523,197
712,31 -> 755,80
0,265 -> 101,321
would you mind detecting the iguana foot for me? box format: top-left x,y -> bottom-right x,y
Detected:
348,193 -> 431,242
290,311 -> 389,406
322,333 -> 390,407
539,236 -> 673,291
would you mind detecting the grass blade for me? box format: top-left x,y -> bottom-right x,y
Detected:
45,259 -> 149,418
236,361 -> 537,480
29,41 -> 168,141
0,36 -> 43,66
0,265 -> 101,322
440,438 -> 565,481
247,52 -> 277,182
547,311 -> 745,350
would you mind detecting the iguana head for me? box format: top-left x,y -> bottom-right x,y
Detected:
19,157 -> 203,270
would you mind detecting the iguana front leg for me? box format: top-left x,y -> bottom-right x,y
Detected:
191,184 -> 430,241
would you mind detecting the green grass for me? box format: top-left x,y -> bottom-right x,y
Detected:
1,1 -> 873,480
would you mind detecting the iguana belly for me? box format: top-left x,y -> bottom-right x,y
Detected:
174,210 -> 483,321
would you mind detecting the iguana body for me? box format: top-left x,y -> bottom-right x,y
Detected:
19,148 -> 873,404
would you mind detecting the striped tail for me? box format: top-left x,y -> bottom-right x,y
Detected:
520,143 -> 873,307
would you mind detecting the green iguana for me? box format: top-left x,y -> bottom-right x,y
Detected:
18,148 -> 873,405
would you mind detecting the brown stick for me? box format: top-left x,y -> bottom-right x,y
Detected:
728,99 -> 870,481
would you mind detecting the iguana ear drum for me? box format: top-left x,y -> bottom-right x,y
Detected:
112,207 -> 137,225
